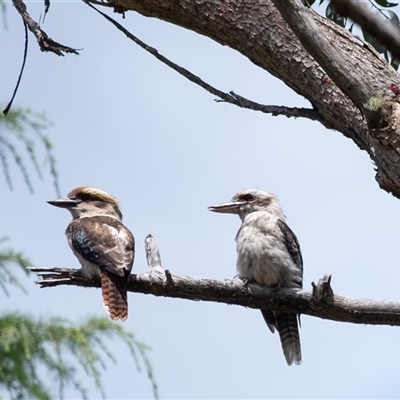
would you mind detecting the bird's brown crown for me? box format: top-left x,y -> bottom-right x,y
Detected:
68,186 -> 120,207
67,187 -> 123,220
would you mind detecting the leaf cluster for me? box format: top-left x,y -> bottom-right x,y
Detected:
0,237 -> 30,296
0,108 -> 60,195
0,240 -> 158,399
307,0 -> 400,70
0,103 -> 157,398
0,314 -> 158,400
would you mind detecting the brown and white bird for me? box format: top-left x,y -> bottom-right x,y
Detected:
208,188 -> 303,365
48,186 -> 135,321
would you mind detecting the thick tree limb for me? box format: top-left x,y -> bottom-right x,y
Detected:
271,0 -> 379,122
332,0 -> 400,60
30,235 -> 400,327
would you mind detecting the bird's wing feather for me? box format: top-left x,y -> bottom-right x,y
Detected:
277,219 -> 303,290
67,216 -> 135,277
277,219 -> 303,270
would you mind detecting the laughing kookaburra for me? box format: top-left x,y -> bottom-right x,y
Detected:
208,188 -> 303,365
48,186 -> 135,321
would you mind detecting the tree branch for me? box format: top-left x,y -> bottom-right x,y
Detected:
85,0 -> 400,197
271,0 -> 377,120
85,1 -> 323,123
29,266 -> 400,326
30,235 -> 400,327
332,0 -> 400,60
11,0 -> 78,56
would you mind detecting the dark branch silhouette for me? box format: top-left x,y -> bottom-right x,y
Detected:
85,1 -> 323,123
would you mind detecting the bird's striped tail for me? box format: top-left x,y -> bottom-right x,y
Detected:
276,312 -> 301,365
100,269 -> 128,321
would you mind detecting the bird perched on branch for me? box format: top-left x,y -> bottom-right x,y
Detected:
48,186 -> 135,321
208,188 -> 303,365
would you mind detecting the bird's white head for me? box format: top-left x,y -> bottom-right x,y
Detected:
208,188 -> 284,220
47,186 -> 123,221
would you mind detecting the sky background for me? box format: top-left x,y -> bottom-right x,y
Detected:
2,2 -> 400,399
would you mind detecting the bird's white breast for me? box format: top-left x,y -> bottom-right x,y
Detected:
235,211 -> 295,287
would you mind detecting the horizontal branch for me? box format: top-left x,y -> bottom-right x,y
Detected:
31,236 -> 400,327
30,267 -> 400,327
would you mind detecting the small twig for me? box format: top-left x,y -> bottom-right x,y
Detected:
3,22 -> 28,116
11,0 -> 78,56
44,0 -> 50,16
224,91 -> 321,120
84,1 -> 323,123
30,266 -> 97,288
311,274 -> 334,303
144,234 -> 163,272
165,270 -> 174,285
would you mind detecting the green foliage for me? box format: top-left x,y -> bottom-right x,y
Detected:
316,0 -> 400,70
325,2 -> 346,28
0,244 -> 158,399
0,108 -> 60,195
0,26 -> 157,400
0,237 -> 30,296
0,314 -> 158,400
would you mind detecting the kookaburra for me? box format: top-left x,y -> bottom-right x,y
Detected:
48,186 -> 135,321
208,188 -> 303,365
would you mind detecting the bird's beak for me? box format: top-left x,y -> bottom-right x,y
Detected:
47,198 -> 81,209
208,201 -> 245,214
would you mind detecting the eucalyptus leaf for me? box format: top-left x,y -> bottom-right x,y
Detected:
374,0 -> 398,8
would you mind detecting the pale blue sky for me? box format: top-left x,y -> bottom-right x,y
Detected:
2,2 -> 400,398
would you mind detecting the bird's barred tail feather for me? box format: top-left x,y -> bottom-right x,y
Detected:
100,269 -> 128,321
276,312 -> 301,366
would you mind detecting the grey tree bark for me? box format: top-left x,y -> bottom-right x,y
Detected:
31,235 -> 400,327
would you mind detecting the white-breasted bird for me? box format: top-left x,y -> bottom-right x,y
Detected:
48,186 -> 135,321
208,188 -> 303,365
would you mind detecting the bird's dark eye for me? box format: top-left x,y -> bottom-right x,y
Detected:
240,193 -> 255,202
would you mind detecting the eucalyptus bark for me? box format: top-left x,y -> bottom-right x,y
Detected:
103,0 -> 400,197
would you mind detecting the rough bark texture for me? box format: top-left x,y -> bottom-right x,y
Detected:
102,0 -> 400,197
31,267 -> 400,327
29,236 -> 400,328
